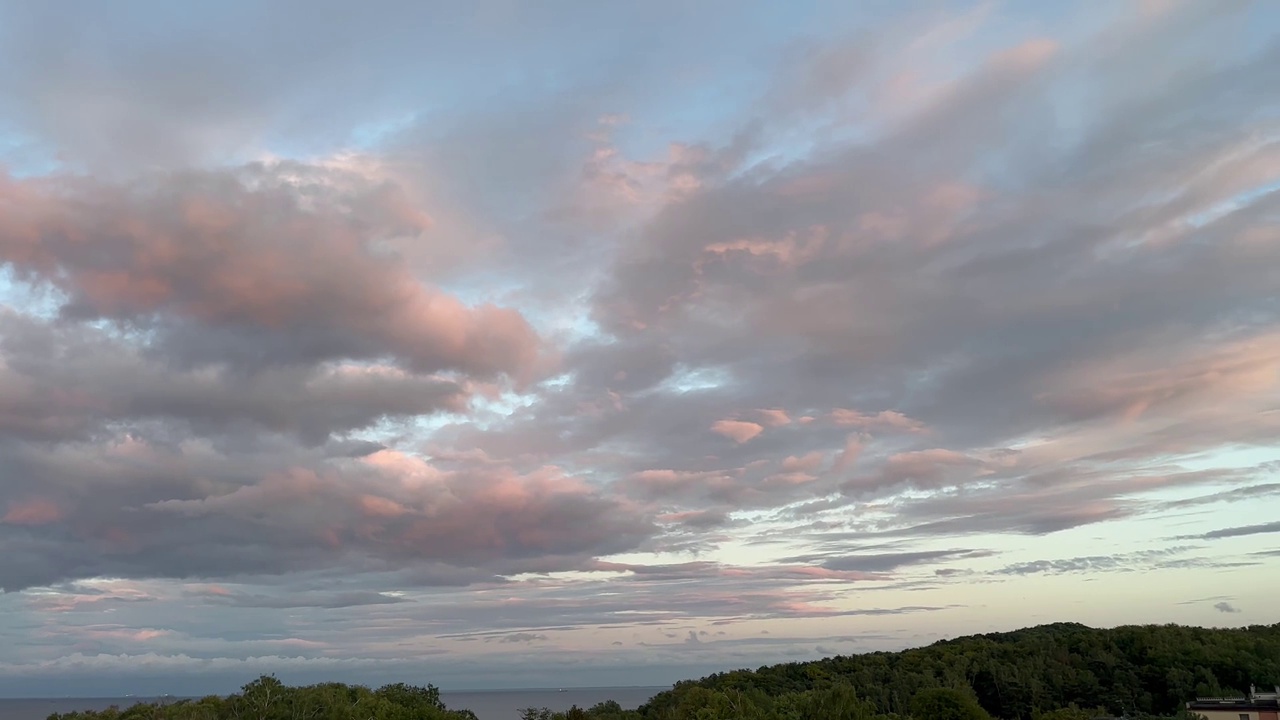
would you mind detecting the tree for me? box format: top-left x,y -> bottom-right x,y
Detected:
910,688 -> 991,720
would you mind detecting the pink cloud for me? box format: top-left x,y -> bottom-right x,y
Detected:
845,448 -> 982,494
358,494 -> 409,518
79,627 -> 173,643
628,469 -> 735,499
1036,330 -> 1280,424
710,419 -> 765,443
834,433 -> 864,472
780,452 -> 825,473
137,453 -> 654,572
2,497 -> 64,526
754,408 -> 792,427
828,408 -> 925,433
763,471 -> 818,488
991,37 -> 1059,71
0,166 -> 544,381
702,227 -> 828,269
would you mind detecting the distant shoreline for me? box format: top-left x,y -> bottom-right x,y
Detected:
0,685 -> 670,700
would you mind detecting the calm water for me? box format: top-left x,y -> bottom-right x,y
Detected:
0,686 -> 665,720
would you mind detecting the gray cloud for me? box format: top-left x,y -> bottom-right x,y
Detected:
1183,521 -> 1280,541
994,548 -> 1206,577
782,549 -> 995,573
0,164 -> 545,380
191,590 -> 411,610
0,311 -> 468,445
1214,601 -> 1241,614
497,633 -> 548,644
0,441 -> 655,591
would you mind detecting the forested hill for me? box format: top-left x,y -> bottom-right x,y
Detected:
42,622 -> 1280,720
637,621 -> 1280,719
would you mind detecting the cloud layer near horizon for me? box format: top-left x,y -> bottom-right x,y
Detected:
0,0 -> 1278,695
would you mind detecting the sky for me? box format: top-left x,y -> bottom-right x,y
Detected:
0,0 -> 1278,698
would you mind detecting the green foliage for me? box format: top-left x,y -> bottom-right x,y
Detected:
637,622 -> 1280,720
910,688 -> 990,720
46,676 -> 474,720
1032,706 -> 1105,720
43,622 -> 1280,720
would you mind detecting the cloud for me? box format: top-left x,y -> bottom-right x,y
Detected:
0,445 -> 655,592
817,550 -> 994,573
710,420 -> 765,444
995,549 -> 1264,578
0,163 -> 545,381
0,311 -> 469,445
828,409 -> 925,433
191,589 -> 411,610
1183,521 -> 1280,541
498,633 -> 548,644
1213,601 -> 1241,613
1,498 -> 63,526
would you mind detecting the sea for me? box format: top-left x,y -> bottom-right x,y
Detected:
0,686 -> 666,720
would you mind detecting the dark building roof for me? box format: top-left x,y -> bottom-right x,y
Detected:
1187,686 -> 1280,712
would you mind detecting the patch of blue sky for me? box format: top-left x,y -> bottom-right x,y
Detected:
0,128 -> 61,178
258,107 -> 427,163
652,364 -> 734,396
0,268 -> 61,319
608,79 -> 760,164
85,317 -> 161,348
432,272 -> 606,349
1107,445 -> 1280,512
468,389 -> 540,422
353,412 -> 461,451
518,291 -> 605,345
1177,444 -> 1280,474
346,112 -> 421,152
434,271 -> 526,307
1212,2 -> 1280,61
1186,179 -> 1280,229
370,383 -> 547,443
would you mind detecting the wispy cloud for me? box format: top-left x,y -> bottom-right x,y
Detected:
1181,521 -> 1280,541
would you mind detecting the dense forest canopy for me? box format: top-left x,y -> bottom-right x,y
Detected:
47,622 -> 1280,720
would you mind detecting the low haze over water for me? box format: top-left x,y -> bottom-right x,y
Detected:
0,687 -> 664,720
